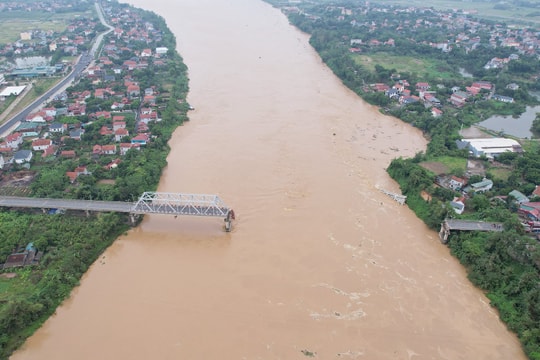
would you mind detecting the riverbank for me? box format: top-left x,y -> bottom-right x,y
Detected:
0,2 -> 191,358
9,0 -> 527,359
267,1 -> 539,358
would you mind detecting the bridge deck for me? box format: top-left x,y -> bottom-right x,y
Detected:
0,196 -> 133,213
0,192 -> 233,218
445,219 -> 503,232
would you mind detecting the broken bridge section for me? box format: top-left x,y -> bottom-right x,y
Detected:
439,219 -> 503,244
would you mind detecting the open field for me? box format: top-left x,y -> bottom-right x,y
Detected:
380,0 -> 540,26
0,10 -> 94,44
420,156 -> 467,176
353,52 -> 458,80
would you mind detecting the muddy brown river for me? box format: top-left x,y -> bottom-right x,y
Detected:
12,0 -> 526,359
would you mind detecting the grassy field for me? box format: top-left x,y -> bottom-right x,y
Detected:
0,10 -> 94,44
488,167 -> 512,181
353,52 -> 458,80
379,0 -> 540,26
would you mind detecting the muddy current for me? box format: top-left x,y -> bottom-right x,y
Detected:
12,0 -> 526,359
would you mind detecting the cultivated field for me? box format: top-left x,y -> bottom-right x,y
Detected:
354,53 -> 458,80
382,0 -> 540,26
0,9 -> 94,44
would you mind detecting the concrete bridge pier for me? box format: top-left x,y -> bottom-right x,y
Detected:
224,209 -> 235,232
129,213 -> 141,225
439,222 -> 450,244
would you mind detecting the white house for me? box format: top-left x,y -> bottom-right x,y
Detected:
43,108 -> 57,117
13,150 -> 32,164
449,176 -> 466,190
49,123 -> 65,133
31,139 -> 53,151
466,178 -> 494,194
450,197 -> 465,215
5,132 -> 23,149
155,47 -> 168,55
114,128 -> 129,142
0,154 -> 4,169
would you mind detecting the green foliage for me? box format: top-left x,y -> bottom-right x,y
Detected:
0,213 -> 128,358
449,230 -> 540,357
531,113 -> 540,137
0,1 -> 191,358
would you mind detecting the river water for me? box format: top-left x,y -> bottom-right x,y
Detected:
11,0 -> 526,359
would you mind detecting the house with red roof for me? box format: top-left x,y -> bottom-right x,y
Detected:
127,84 -> 140,98
99,126 -> 113,136
372,83 -> 390,92
115,128 -> 129,142
449,176 -> 467,190
74,166 -> 89,175
42,145 -> 56,158
26,111 -> 46,123
141,48 -> 152,57
113,121 -> 126,131
416,82 -> 430,91
431,107 -> 443,117
60,150 -> 76,158
137,122 -> 149,133
31,139 -> 52,151
123,60 -> 137,71
120,142 -> 140,155
5,133 -> 23,149
66,171 -> 78,183
93,111 -> 111,119
93,144 -> 117,155
105,158 -> 122,170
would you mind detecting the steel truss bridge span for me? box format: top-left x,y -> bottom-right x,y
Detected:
0,192 -> 235,231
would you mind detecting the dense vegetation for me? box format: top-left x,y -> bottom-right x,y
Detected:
267,1 -> 540,358
0,212 -> 129,358
0,2 -> 190,359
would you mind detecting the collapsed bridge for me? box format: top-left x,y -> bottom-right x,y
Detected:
0,192 -> 235,231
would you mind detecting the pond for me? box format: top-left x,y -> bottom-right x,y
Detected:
478,95 -> 540,139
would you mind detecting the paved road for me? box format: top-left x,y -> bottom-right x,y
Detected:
0,52 -> 93,137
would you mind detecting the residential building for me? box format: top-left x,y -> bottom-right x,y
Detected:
13,150 -> 32,164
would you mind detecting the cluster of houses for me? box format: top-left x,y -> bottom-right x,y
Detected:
0,3 -> 172,186
326,3 -> 540,57
436,174 -> 494,215
514,186 -> 540,233
433,135 -> 524,216
0,18 -> 97,75
438,173 -> 540,223
369,79 -> 517,115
